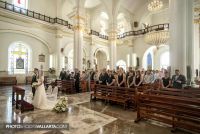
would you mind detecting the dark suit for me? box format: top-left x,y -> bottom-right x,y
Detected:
59,71 -> 67,80
172,74 -> 186,89
31,73 -> 38,96
74,72 -> 80,93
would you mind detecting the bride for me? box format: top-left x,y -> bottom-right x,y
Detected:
32,70 -> 57,110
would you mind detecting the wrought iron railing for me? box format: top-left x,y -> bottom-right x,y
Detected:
117,23 -> 169,39
0,0 -> 169,41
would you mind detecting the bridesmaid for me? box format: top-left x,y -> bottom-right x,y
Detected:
134,70 -> 143,87
117,68 -> 126,87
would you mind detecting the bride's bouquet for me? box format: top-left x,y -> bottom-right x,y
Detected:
53,97 -> 68,113
32,82 -> 38,88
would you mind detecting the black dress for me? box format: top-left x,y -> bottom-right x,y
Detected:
118,74 -> 125,87
128,76 -> 134,88
135,76 -> 142,86
162,77 -> 170,87
107,75 -> 115,86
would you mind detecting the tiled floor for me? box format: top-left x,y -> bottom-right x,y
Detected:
0,85 -> 193,134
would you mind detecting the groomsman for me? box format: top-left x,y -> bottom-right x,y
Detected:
74,68 -> 80,93
172,69 -> 186,89
31,68 -> 38,97
59,68 -> 67,80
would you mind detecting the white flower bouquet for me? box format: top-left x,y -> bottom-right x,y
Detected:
32,82 -> 38,88
53,97 -> 68,113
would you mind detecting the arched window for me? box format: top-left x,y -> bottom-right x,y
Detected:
116,60 -> 126,71
13,0 -> 28,9
8,43 -> 30,74
147,52 -> 152,69
160,51 -> 169,69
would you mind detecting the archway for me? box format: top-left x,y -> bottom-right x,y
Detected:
8,41 -> 31,74
142,46 -> 156,70
95,50 -> 107,70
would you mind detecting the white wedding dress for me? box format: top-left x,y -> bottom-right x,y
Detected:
32,76 -> 57,110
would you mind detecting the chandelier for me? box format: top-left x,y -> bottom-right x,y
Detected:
144,30 -> 169,47
194,6 -> 200,24
148,0 -> 163,12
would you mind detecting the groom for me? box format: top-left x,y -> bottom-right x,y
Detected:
31,68 -> 38,97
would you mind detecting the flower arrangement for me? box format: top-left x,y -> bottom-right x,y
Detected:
48,68 -> 56,74
53,97 -> 68,113
32,82 -> 38,88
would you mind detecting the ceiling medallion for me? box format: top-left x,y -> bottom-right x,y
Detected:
148,0 -> 163,12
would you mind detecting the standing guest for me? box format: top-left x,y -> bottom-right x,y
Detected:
153,70 -> 161,82
106,70 -> 115,86
66,70 -> 71,80
74,68 -> 80,93
70,72 -> 75,79
126,67 -> 133,82
113,72 -> 118,86
80,71 -> 87,80
90,69 -> 95,81
143,70 -> 154,84
162,71 -> 171,88
99,68 -> 108,85
59,68 -> 66,80
117,68 -> 126,87
127,71 -> 135,88
171,69 -> 186,89
134,70 -> 143,86
93,70 -> 99,84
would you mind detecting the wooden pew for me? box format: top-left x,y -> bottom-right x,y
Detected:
0,77 -> 17,86
135,91 -> 200,133
61,80 -> 75,94
91,85 -> 137,109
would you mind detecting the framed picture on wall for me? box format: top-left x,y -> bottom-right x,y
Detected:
16,57 -> 24,69
39,54 -> 45,62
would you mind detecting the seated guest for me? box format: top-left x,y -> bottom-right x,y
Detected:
143,70 -> 154,84
117,68 -> 126,87
99,68 -> 108,85
162,71 -> 171,88
127,71 -> 135,88
134,70 -> 143,86
59,68 -> 66,80
106,70 -> 115,86
172,69 -> 186,89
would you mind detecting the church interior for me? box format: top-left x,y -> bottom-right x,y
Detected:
0,0 -> 200,133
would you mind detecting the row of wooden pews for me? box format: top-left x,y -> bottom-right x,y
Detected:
135,88 -> 200,133
91,84 -> 200,133
90,84 -> 137,109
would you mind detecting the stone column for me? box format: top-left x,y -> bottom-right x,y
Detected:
169,0 -> 194,76
109,24 -> 117,70
56,34 -> 63,75
73,7 -> 85,71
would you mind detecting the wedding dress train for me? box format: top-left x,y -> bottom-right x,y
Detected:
32,76 -> 57,110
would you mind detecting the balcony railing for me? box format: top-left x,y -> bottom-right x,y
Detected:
0,0 -> 169,41
117,23 -> 169,39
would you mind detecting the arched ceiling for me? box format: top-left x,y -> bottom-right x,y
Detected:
84,0 -> 101,8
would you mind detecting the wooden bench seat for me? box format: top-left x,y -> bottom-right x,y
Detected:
0,77 -> 17,86
91,84 -> 137,109
135,92 -> 200,133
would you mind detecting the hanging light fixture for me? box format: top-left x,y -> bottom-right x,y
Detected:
148,0 -> 163,12
144,30 -> 169,48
